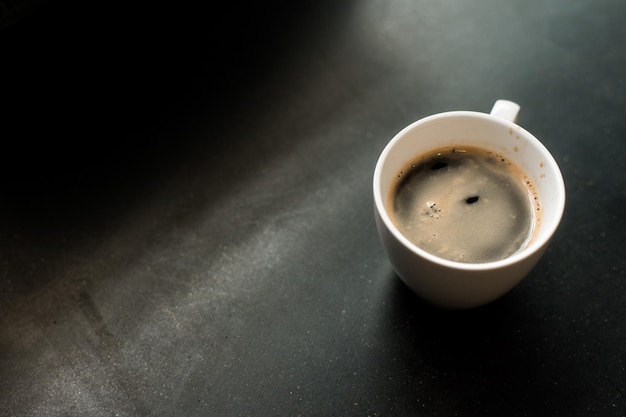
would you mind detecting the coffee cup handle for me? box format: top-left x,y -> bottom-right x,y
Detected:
490,100 -> 520,122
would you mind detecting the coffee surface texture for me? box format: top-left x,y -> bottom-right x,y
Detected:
390,147 -> 537,263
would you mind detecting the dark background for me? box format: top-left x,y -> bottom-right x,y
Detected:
1,1 -> 625,415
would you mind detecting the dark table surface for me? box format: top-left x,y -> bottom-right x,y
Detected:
1,1 -> 625,415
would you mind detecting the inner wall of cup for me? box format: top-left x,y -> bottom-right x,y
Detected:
379,112 -> 563,243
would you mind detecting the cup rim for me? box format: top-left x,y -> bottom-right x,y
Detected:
373,110 -> 566,271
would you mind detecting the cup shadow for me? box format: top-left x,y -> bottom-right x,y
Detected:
381,272 -> 583,415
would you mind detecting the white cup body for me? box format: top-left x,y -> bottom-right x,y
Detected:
373,107 -> 565,308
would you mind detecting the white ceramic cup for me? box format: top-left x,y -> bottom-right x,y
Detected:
373,100 -> 566,309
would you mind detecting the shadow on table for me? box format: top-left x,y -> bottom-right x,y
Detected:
0,0 -> 357,312
383,273 -> 585,415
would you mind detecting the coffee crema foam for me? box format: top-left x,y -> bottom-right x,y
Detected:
389,146 -> 540,263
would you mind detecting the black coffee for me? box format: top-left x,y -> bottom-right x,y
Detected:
390,146 -> 539,263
